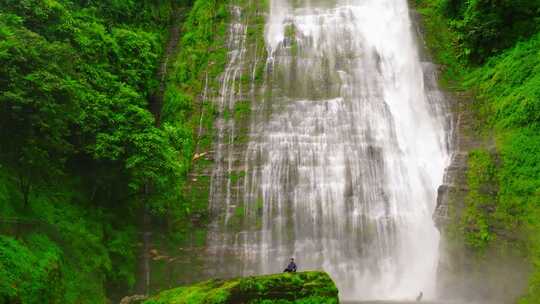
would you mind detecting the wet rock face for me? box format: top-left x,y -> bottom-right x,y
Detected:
209,0 -> 452,299
143,271 -> 339,304
432,91 -> 530,303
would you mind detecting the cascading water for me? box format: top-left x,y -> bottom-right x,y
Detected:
208,0 -> 452,301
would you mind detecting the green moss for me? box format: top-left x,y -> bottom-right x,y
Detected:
162,0 -> 231,245
229,171 -> 247,184
234,101 -> 252,121
461,149 -> 498,250
227,203 -> 246,230
148,0 -> 270,290
234,205 -> 245,218
144,272 -> 339,304
284,24 -> 298,57
414,0 -> 469,88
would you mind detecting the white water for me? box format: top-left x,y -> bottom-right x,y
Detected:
208,0 -> 452,301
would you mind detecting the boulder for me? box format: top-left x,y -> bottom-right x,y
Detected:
143,271 -> 339,304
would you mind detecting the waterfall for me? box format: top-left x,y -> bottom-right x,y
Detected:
208,0 -> 452,301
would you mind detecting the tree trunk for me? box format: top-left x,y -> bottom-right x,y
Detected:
17,172 -> 31,211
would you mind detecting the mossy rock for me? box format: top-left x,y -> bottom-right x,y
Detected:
144,271 -> 339,304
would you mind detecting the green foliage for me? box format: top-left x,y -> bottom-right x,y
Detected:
521,208 -> 540,304
234,100 -> 252,121
415,0 -> 540,300
158,0 -> 230,246
462,149 -> 497,249
0,234 -> 64,304
496,131 -> 540,221
229,171 -> 246,184
415,0 -> 468,86
0,0 -> 196,302
144,272 -> 339,304
432,0 -> 540,63
0,0 -> 263,301
466,34 -> 540,130
461,37 -> 540,253
0,170 -> 142,303
162,0 -> 229,125
0,0 -> 185,211
137,0 -> 242,291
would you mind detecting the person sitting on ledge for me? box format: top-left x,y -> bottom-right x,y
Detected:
283,258 -> 297,273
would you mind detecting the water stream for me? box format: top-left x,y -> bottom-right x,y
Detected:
208,0 -> 452,301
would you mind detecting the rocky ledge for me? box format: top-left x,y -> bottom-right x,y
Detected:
142,271 -> 339,304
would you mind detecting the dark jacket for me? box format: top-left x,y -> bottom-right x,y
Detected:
285,261 -> 297,272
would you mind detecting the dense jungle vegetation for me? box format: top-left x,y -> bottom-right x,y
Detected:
0,0 -> 228,302
415,0 -> 540,302
3,0 -> 540,302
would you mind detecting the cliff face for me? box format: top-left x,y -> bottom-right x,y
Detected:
411,3 -> 532,303
138,0 -> 268,291
433,86 -> 529,304
143,272 -> 339,304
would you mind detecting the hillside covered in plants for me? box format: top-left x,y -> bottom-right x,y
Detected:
2,0 -> 540,303
415,0 -> 540,302
0,0 -> 229,302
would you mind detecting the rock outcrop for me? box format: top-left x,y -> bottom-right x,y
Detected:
143,271 -> 339,304
433,90 -> 529,303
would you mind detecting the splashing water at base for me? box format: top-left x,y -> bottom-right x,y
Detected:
208,0 -> 452,301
